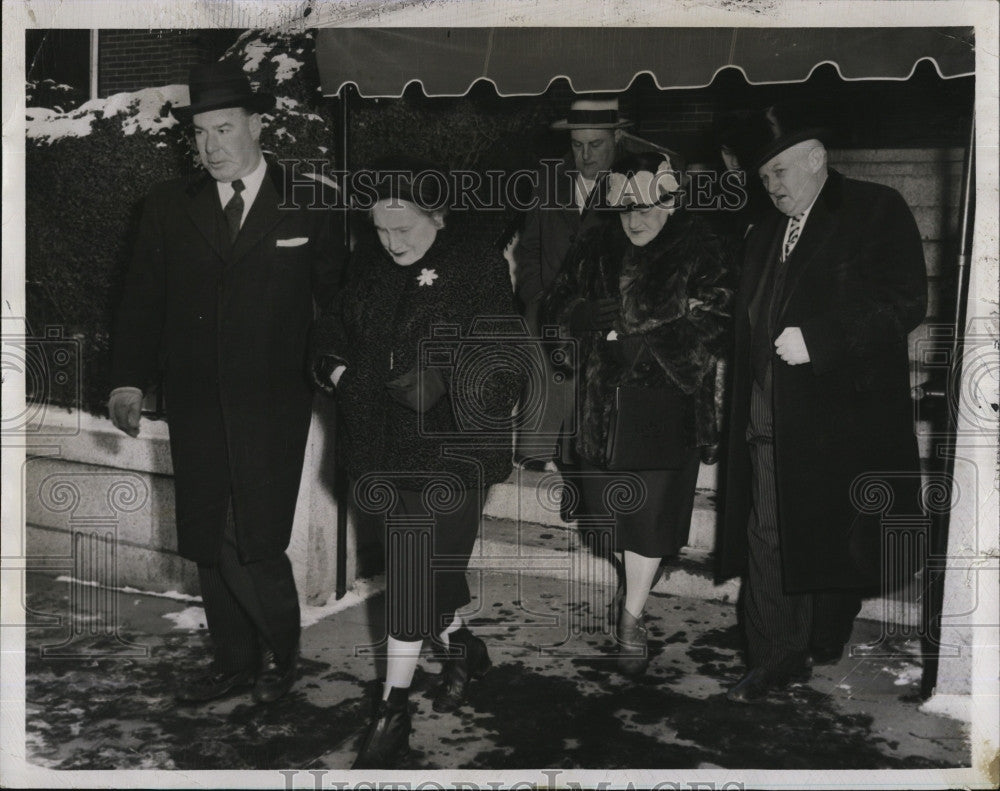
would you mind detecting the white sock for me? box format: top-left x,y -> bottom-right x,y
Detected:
383,637 -> 422,699
438,613 -> 464,648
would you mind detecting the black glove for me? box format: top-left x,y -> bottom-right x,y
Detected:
312,355 -> 345,394
567,297 -> 619,333
386,367 -> 448,413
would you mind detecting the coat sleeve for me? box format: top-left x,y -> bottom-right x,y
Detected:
308,269 -> 355,395
447,245 -> 526,428
110,190 -> 167,392
799,187 -> 927,376
643,227 -> 735,446
309,189 -> 346,315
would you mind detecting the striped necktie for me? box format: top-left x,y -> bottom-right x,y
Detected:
782,213 -> 804,261
224,179 -> 245,243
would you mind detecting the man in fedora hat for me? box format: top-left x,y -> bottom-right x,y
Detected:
511,95 -> 630,486
717,103 -> 927,703
108,61 -> 342,704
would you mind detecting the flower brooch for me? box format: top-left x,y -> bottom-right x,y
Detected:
417,268 -> 439,287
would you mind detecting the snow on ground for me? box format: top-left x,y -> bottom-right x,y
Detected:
53,576 -> 202,602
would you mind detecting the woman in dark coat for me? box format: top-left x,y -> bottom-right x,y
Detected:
543,151 -> 733,676
311,157 -> 522,768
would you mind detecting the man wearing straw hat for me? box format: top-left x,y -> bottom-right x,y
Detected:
108,61 -> 341,705
511,96 -> 630,495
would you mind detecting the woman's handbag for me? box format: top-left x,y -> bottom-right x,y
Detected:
603,338 -> 691,471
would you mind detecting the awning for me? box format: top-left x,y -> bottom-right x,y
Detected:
316,27 -> 975,98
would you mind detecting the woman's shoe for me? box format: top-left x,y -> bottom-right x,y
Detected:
352,686 -> 411,769
615,608 -> 650,677
433,628 -> 492,713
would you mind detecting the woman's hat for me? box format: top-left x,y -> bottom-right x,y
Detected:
551,96 -> 633,130
170,61 -> 276,123
750,102 -> 830,170
367,154 -> 450,212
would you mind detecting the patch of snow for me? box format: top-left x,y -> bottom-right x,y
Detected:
276,96 -> 300,110
300,575 -> 385,629
272,53 -> 304,83
53,576 -> 202,602
163,606 -> 208,631
892,664 -> 922,686
242,40 -> 272,72
26,85 -> 187,143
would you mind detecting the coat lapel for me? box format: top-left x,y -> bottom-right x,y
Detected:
230,163 -> 284,265
776,172 -> 843,319
185,174 -> 230,263
743,212 -> 784,331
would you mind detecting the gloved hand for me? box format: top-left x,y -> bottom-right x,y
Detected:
386,367 -> 448,413
109,387 -> 142,438
567,297 -> 619,333
313,355 -> 347,393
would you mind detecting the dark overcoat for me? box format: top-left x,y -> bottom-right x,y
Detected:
111,160 -> 342,563
542,211 -> 734,466
514,157 -> 612,325
718,170 -> 927,591
311,218 -> 523,491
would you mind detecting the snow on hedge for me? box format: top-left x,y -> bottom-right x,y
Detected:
26,85 -> 189,144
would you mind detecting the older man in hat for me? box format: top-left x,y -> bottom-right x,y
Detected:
511,96 -> 630,484
718,104 -> 927,703
108,61 -> 342,704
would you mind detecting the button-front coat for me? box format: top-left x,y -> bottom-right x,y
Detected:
718,170 -> 927,591
111,160 -> 342,563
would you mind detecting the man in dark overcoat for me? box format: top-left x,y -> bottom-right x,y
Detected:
718,104 -> 927,703
512,96 -> 627,485
108,62 -> 341,704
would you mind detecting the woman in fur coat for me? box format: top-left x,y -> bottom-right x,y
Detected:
311,157 -> 522,768
542,150 -> 733,676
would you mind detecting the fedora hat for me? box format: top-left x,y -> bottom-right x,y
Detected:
551,96 -> 632,130
750,102 -> 830,170
170,61 -> 275,123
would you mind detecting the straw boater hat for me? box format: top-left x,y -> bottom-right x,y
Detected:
551,97 -> 633,130
170,61 -> 276,123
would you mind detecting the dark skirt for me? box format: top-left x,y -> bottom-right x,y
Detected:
576,450 -> 701,558
371,486 -> 485,642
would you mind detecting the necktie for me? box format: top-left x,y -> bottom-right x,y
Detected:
782,213 -> 804,261
224,179 -> 245,243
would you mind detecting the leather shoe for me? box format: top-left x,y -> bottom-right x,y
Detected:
726,665 -> 810,704
252,645 -> 298,704
808,643 -> 845,666
353,686 -> 411,769
433,628 -> 492,713
176,667 -> 255,704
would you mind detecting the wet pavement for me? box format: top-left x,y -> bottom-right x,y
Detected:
22,568 -> 970,772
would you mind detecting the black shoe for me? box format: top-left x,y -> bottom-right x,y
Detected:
353,686 -> 412,769
808,643 -> 845,666
175,667 -> 255,704
726,664 -> 811,704
615,607 -> 649,677
252,645 -> 298,704
433,628 -> 492,713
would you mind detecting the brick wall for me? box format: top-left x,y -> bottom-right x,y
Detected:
97,30 -> 240,97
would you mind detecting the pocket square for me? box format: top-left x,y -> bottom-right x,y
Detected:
276,237 -> 309,247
